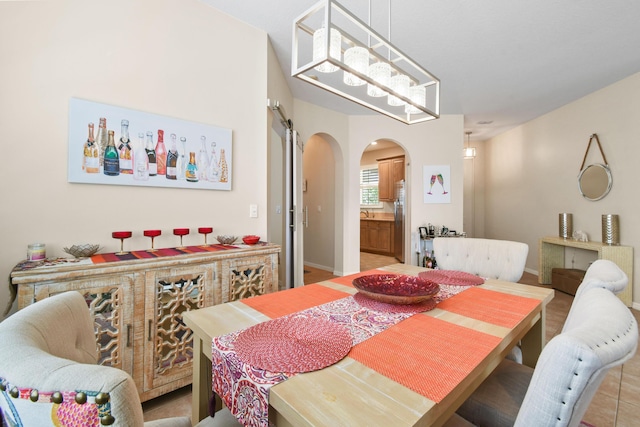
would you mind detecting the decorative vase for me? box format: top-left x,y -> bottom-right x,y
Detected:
601,214 -> 619,245
602,215 -> 620,245
559,213 -> 573,239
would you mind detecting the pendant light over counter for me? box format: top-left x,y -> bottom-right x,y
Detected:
464,131 -> 476,159
292,0 -> 440,125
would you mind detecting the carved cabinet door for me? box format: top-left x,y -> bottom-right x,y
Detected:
221,254 -> 277,302
141,264 -> 216,397
38,274 -> 138,375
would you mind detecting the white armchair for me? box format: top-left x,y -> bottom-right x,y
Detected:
0,291 -> 240,427
451,286 -> 638,427
433,237 -> 529,282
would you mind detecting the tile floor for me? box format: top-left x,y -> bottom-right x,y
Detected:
143,253 -> 640,426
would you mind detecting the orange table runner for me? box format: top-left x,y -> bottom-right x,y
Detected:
436,286 -> 541,328
241,283 -> 350,318
348,314 -> 502,403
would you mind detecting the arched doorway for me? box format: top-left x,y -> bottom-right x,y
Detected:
359,140 -> 408,269
298,132 -> 346,283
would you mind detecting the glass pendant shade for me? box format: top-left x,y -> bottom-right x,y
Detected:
388,74 -> 410,106
313,27 -> 341,73
405,85 -> 426,114
463,147 -> 477,159
367,62 -> 391,97
343,46 -> 369,86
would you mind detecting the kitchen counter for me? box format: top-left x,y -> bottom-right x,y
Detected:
360,212 -> 394,222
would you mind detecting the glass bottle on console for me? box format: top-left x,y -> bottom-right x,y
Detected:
165,133 -> 178,180
118,119 -> 133,174
219,148 -> 228,183
103,130 -> 120,176
133,132 -> 149,181
176,136 -> 187,180
145,131 -> 157,176
95,117 -> 108,168
197,136 -> 210,181
155,129 -> 167,176
83,122 -> 99,173
186,151 -> 198,182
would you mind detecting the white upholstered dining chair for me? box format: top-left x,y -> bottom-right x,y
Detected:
0,291 -> 240,427
571,259 -> 628,300
448,286 -> 638,427
433,237 -> 529,282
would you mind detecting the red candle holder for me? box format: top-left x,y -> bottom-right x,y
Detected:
173,228 -> 190,248
198,227 -> 213,246
144,229 -> 162,251
112,231 -> 132,255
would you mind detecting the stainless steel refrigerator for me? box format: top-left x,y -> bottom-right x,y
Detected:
394,180 -> 405,262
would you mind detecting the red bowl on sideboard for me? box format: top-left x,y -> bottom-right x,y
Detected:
242,235 -> 260,245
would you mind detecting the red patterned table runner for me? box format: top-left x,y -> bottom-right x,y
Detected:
436,286 -> 541,328
348,315 -> 502,403
213,295 -> 421,427
90,244 -> 237,264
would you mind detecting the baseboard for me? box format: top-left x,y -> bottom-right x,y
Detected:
303,261 -> 333,272
524,267 -> 539,276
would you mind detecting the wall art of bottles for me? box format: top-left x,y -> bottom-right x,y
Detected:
68,98 -> 233,191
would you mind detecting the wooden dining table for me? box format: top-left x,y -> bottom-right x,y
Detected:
183,264 -> 554,427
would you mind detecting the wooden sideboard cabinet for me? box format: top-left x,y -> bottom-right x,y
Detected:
538,236 -> 632,306
11,244 -> 280,401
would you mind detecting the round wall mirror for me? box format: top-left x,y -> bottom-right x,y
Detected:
578,163 -> 612,201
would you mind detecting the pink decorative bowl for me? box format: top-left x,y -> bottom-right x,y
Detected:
242,235 -> 260,245
352,274 -> 439,305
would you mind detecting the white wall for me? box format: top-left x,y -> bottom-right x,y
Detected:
0,0 -> 270,317
482,71 -> 640,307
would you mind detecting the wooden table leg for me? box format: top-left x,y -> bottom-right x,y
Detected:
191,335 -> 212,426
520,307 -> 546,368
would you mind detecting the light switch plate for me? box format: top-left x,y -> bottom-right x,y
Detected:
249,204 -> 258,218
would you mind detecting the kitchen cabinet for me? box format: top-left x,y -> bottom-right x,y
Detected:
11,244 -> 280,401
360,219 -> 394,256
378,155 -> 405,202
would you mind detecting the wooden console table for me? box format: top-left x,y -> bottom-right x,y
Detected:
10,243 -> 280,401
539,236 -> 632,306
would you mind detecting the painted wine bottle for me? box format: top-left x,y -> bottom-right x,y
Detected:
186,151 -> 198,182
133,132 -> 149,181
145,131 -> 157,176
103,130 -> 120,176
165,133 -> 178,180
118,119 -> 133,174
155,129 -> 167,176
83,122 -> 99,173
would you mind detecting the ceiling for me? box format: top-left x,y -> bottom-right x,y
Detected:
200,0 -> 640,141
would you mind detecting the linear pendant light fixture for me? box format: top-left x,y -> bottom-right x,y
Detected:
292,0 -> 440,125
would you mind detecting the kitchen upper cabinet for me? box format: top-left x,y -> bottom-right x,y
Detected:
378,155 -> 405,202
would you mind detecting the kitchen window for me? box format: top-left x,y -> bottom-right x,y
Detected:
360,165 -> 383,208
